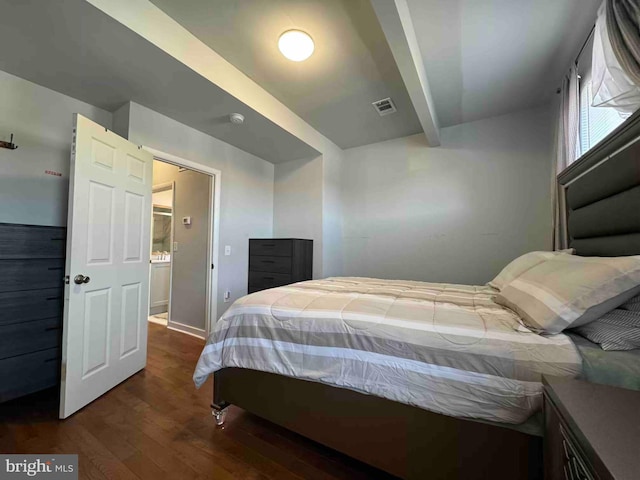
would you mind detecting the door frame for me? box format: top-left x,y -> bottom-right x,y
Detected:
143,146 -> 221,337
150,181 -> 174,322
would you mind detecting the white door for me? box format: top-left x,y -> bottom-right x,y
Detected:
60,114 -> 153,418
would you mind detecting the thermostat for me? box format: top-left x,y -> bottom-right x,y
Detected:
182,216 -> 192,225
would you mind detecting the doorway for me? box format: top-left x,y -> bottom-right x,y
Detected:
148,155 -> 219,339
149,181 -> 173,325
143,147 -> 221,338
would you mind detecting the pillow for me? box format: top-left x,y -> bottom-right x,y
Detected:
620,293 -> 640,312
495,255 -> 640,334
488,249 -> 574,291
572,308 -> 640,350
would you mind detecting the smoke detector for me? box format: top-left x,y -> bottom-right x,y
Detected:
229,113 -> 245,125
372,98 -> 397,116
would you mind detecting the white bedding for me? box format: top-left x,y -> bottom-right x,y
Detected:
194,277 -> 583,424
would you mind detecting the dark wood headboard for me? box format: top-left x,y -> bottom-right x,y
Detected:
558,110 -> 640,256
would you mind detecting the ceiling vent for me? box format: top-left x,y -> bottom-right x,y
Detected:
372,97 -> 397,116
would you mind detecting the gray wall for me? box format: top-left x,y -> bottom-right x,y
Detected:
272,149 -> 346,280
273,156 -> 324,278
0,70 -> 112,226
340,105 -> 554,285
126,102 -> 274,317
321,148 -> 344,277
153,161 -> 210,332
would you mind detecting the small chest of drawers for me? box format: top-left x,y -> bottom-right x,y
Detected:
0,223 -> 66,403
248,238 -> 313,294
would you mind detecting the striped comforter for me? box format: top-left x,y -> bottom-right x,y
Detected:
194,277 -> 582,424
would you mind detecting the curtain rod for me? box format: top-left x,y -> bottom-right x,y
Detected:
556,24 -> 596,93
575,24 -> 596,66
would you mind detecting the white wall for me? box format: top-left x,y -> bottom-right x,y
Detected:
125,102 -> 274,317
341,105 -> 554,285
321,148 -> 344,277
0,70 -> 112,226
273,156 -> 324,278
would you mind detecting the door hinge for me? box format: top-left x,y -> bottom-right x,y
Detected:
211,263 -> 215,269
64,275 -> 70,285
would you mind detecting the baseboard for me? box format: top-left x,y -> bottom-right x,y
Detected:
167,320 -> 206,339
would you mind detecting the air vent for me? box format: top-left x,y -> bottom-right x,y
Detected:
372,97 -> 397,116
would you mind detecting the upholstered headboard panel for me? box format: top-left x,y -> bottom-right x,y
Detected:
559,113 -> 640,257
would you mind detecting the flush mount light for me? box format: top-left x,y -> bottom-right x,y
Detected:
278,30 -> 314,62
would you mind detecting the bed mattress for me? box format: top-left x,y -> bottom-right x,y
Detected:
194,277 -> 582,424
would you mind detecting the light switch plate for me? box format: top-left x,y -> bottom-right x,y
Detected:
224,245 -> 231,256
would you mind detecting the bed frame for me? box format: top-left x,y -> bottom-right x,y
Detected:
211,110 -> 640,480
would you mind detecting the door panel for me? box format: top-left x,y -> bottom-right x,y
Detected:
120,283 -> 141,358
81,288 -> 111,378
87,181 -> 115,264
123,191 -> 144,262
60,114 -> 152,418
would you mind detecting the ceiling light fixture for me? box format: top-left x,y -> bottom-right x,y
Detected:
278,30 -> 314,62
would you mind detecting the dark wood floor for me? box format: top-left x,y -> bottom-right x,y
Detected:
0,323 -> 394,479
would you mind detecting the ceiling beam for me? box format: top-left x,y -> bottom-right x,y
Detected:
86,0 -> 342,157
370,0 -> 441,147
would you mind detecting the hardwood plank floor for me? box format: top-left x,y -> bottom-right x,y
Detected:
0,323 -> 395,479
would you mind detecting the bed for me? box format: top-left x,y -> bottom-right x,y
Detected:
195,111 -> 640,480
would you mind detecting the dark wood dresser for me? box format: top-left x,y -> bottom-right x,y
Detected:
0,223 -> 66,403
543,376 -> 640,480
248,238 -> 313,294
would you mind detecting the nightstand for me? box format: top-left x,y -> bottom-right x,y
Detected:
543,376 -> 640,480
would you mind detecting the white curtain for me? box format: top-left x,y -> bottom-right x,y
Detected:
592,0 -> 640,116
552,66 -> 580,250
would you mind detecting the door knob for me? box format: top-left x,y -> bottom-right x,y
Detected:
73,274 -> 91,285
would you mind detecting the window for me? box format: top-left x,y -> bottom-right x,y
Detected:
575,33 -> 626,159
577,73 -> 625,157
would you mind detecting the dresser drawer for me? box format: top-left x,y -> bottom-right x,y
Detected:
0,288 -> 63,326
0,224 -> 66,259
0,347 -> 60,403
249,255 -> 292,274
0,259 -> 65,292
249,271 -> 293,292
250,239 -> 293,257
0,318 -> 62,360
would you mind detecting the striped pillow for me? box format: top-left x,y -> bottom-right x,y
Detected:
573,309 -> 640,350
488,249 -> 574,291
621,293 -> 640,312
495,255 -> 640,334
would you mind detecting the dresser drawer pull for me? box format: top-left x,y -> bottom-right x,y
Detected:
50,238 -> 65,241
261,260 -> 275,264
44,357 -> 59,363
47,267 -> 63,271
262,244 -> 275,247
44,326 -> 61,332
46,296 -> 62,301
263,277 -> 275,281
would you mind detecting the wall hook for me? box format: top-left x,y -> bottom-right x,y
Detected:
0,134 -> 18,150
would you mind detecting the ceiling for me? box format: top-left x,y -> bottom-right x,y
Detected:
148,0 -> 423,149
0,0 -> 603,159
406,0 -> 601,127
0,0 -> 318,163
